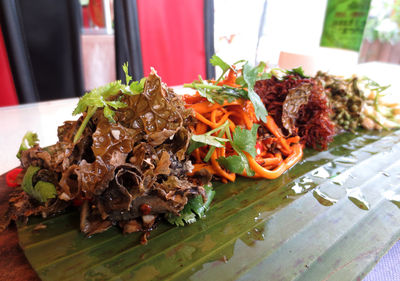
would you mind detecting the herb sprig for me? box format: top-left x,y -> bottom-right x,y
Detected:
72,63 -> 145,143
188,121 -> 259,176
166,184 -> 215,226
184,55 -> 268,122
16,131 -> 39,159
184,77 -> 248,105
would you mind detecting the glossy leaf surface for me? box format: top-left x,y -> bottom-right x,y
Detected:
17,130 -> 400,281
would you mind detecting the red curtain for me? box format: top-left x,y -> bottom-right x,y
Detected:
0,27 -> 18,106
136,0 -> 206,86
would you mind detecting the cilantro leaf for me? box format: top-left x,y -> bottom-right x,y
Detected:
217,151 -> 254,176
166,184 -> 215,226
286,66 -> 308,78
232,124 -> 259,157
210,55 -> 230,73
210,55 -> 235,82
130,77 -> 146,94
243,62 -> 268,122
72,81 -> 126,143
105,100 -> 128,110
72,81 -> 125,116
221,124 -> 257,176
22,166 -> 56,203
187,141 -> 206,155
72,63 -> 146,143
217,155 -> 246,174
187,121 -> 230,157
184,82 -> 247,105
188,134 -> 228,154
17,131 -> 39,159
123,62 -> 132,85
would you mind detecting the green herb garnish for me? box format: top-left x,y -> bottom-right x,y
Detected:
72,63 -> 145,143
184,55 -> 268,122
184,77 -> 248,105
22,166 -> 57,203
188,121 -> 259,176
286,66 -> 308,78
242,62 -> 268,122
16,131 -> 39,159
166,184 -> 215,226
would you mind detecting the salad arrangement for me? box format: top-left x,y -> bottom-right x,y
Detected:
1,56 -> 399,241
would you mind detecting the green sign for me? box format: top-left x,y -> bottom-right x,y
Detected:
320,0 -> 372,51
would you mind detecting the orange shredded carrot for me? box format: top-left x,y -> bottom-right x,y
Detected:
186,68 -> 304,183
195,122 -> 208,135
193,148 -> 202,163
244,144 -> 303,179
195,112 -> 232,129
188,163 -> 216,176
210,150 -> 236,182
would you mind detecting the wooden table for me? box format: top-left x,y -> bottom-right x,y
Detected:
0,98 -> 78,280
0,175 -> 40,281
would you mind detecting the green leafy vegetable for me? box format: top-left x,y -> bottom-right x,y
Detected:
242,62 -> 268,122
72,81 -> 125,116
16,131 -> 39,159
210,55 -> 231,82
217,155 -> 246,174
209,55 -> 247,82
188,121 -> 230,160
216,124 -> 258,176
188,121 -> 258,176
184,80 -> 248,105
269,67 -> 309,81
130,77 -> 146,94
185,57 -> 269,122
22,166 -> 57,203
72,63 -> 145,143
231,124 -> 259,157
122,62 -> 132,85
187,134 -> 228,155
166,184 -> 215,226
286,66 -> 308,78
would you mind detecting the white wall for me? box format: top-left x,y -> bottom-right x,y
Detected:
257,0 -> 329,65
214,0 -> 359,75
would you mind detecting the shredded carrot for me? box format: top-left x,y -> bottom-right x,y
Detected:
195,112 -> 232,129
188,163 -> 216,176
193,148 -> 202,163
186,68 -> 304,183
195,122 -> 208,135
244,144 -> 303,179
211,150 -> 236,182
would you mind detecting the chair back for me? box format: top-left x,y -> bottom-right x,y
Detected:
0,0 -> 84,103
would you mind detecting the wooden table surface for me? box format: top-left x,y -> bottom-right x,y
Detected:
0,173 -> 40,281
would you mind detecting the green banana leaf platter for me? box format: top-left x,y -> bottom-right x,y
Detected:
15,129 -> 400,281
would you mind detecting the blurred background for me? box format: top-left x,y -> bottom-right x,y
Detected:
1,0 -> 399,107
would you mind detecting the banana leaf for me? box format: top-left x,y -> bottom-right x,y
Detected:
16,129 -> 400,281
